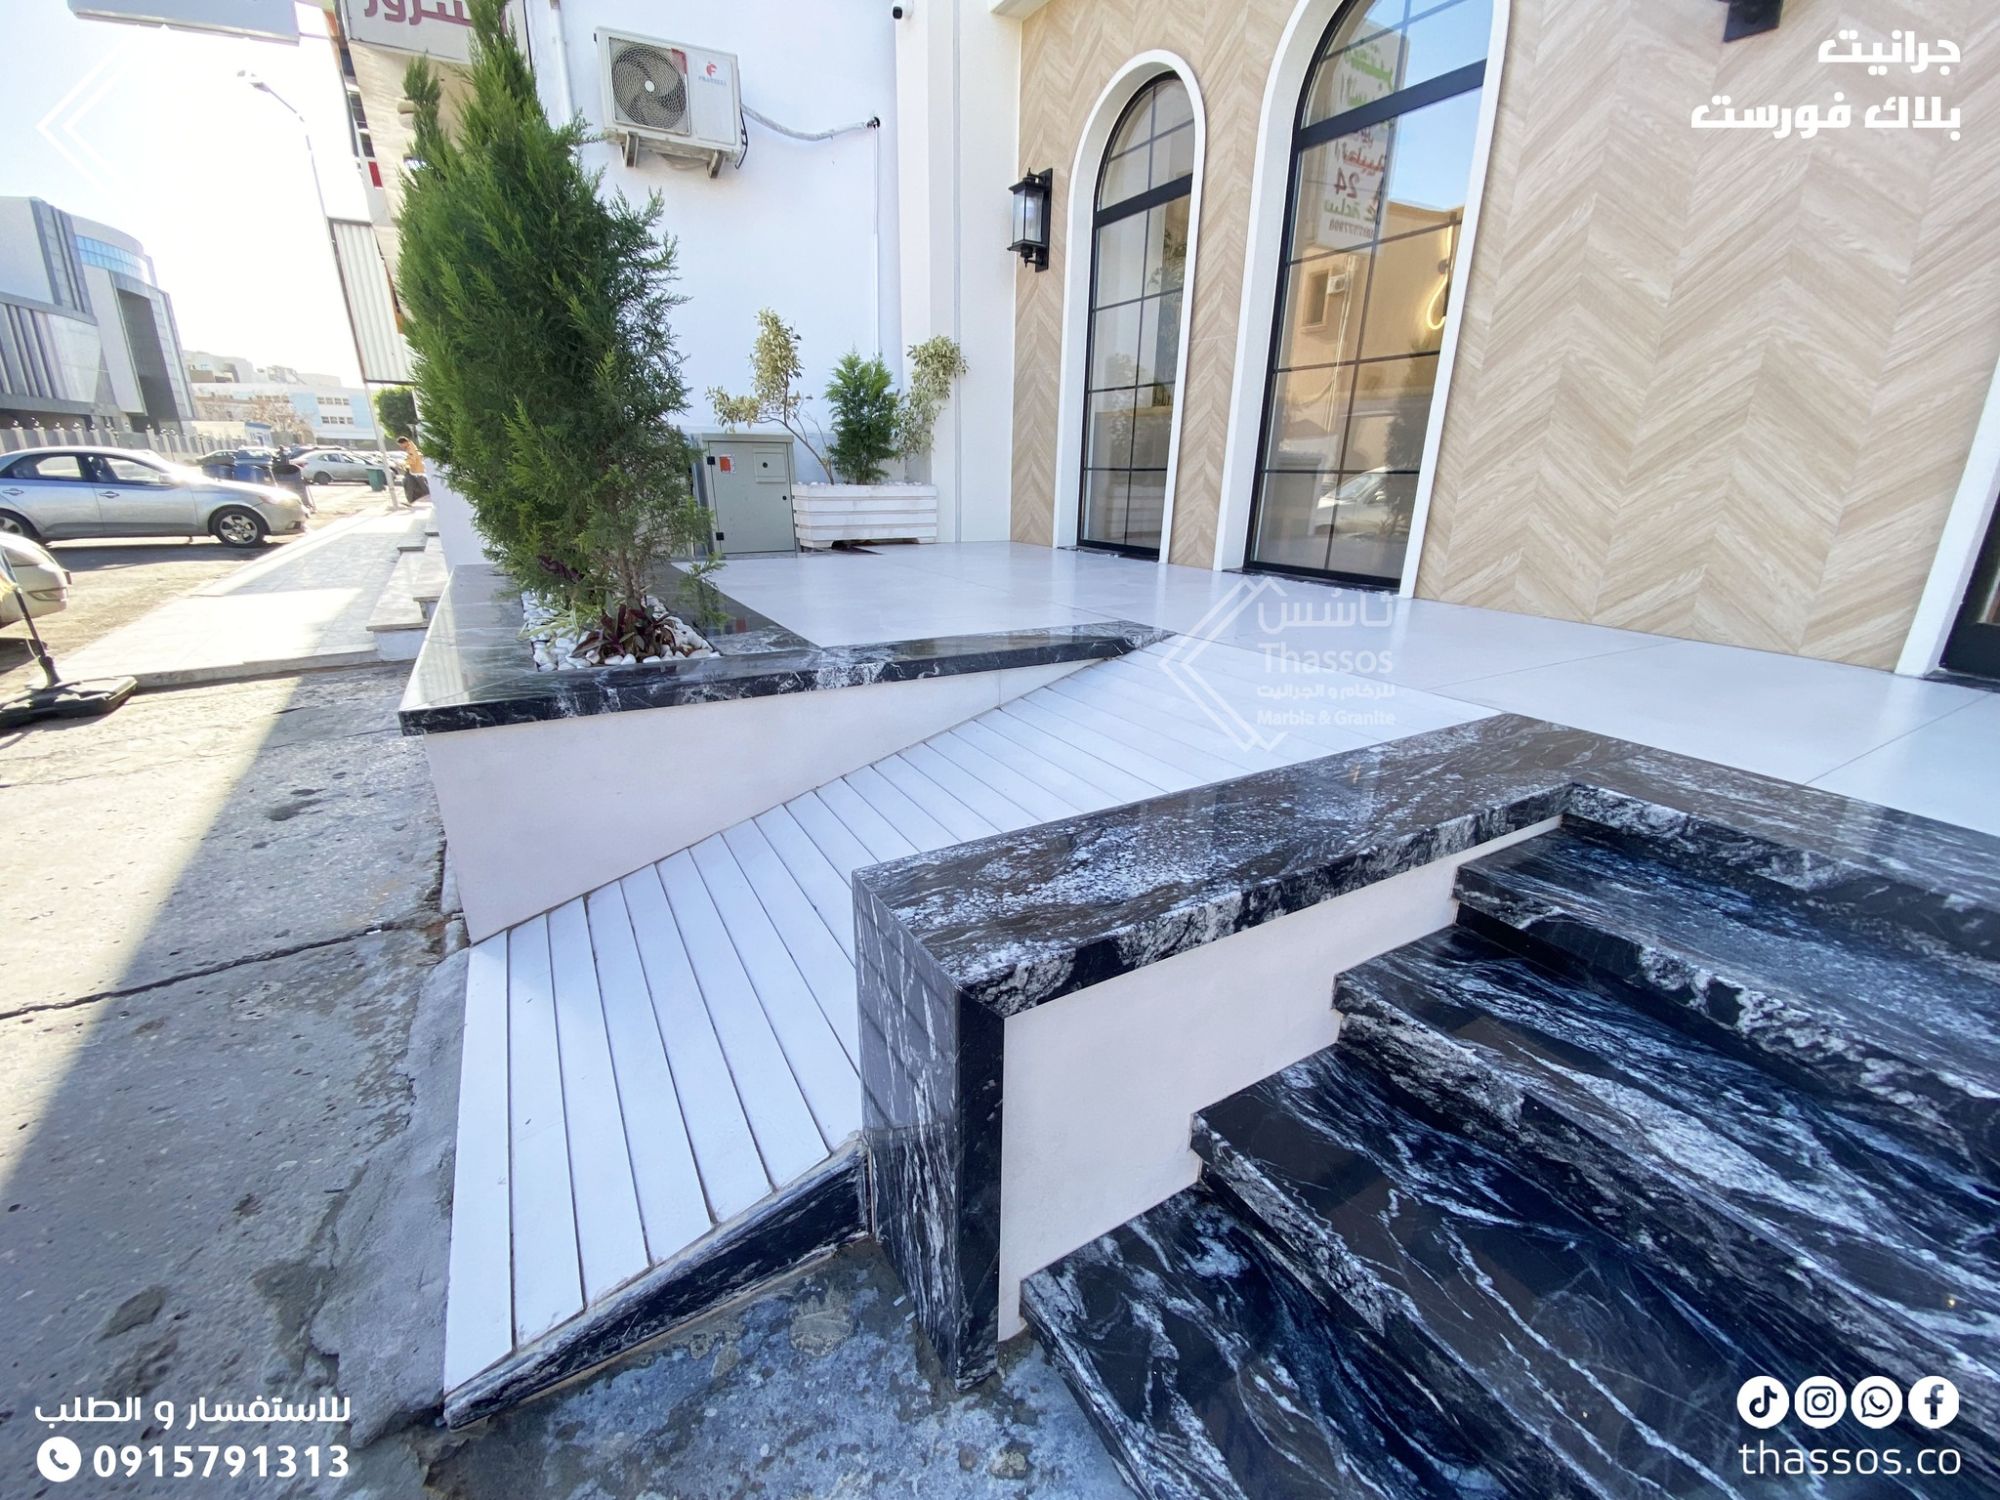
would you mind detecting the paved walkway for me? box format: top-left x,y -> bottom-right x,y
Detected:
56,506 -> 417,688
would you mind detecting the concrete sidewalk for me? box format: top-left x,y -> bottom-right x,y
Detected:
57,506 -> 420,688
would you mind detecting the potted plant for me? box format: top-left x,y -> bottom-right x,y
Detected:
395,0 -> 717,670
709,313 -> 966,549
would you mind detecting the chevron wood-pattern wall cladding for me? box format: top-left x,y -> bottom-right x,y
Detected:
1011,0 -> 2000,669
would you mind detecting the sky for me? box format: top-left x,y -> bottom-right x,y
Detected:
1,1 -> 376,385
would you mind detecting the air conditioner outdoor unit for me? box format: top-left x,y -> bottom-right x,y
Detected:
597,30 -> 742,175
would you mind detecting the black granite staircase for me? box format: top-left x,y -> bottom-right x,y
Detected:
1023,822 -> 2000,1499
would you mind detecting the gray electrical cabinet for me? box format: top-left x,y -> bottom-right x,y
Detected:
699,434 -> 797,555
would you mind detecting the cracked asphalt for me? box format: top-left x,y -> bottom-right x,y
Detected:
0,549 -> 1128,1496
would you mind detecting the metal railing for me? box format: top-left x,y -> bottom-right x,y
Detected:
0,424 -> 251,458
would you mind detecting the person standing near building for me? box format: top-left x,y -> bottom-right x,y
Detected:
396,435 -> 430,508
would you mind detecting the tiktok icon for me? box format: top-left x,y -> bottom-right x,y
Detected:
1737,1377 -> 1791,1429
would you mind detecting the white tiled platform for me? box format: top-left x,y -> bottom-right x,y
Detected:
443,639 -> 1446,1391
712,544 -> 1997,837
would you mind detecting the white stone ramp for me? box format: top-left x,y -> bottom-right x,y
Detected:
442,641 -> 1479,1402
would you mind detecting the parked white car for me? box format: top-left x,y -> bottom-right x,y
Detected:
0,447 -> 307,548
0,531 -> 70,624
297,449 -> 376,485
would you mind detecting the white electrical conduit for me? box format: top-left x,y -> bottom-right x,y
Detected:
741,105 -> 886,358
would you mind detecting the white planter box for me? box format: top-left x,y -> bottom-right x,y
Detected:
793,482 -> 938,549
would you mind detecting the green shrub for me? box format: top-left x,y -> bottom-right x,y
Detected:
395,0 -> 710,618
825,353 -> 899,483
372,386 -> 418,443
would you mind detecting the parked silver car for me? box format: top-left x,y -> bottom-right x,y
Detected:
297,449 -> 375,485
0,447 -> 307,548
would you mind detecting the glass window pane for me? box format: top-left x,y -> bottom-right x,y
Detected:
1380,89 -> 1482,230
1324,470 -> 1417,579
102,457 -> 170,484
1275,251 -> 1368,370
1263,364 -> 1358,473
1132,385 -> 1176,468
1083,470 -> 1133,547
1358,225 -> 1459,360
1290,130 -> 1389,258
1401,0 -> 1492,93
1093,213 -> 1151,304
1342,356 -> 1439,470
1138,293 -> 1183,388
1252,470 -> 1336,571
1146,197 -> 1190,295
1099,146 -> 1150,211
1107,90 -> 1154,158
1152,79 -> 1194,135
1152,123 -> 1196,187
1302,4 -> 1408,128
1085,389 -> 1137,473
1124,470 -> 1167,552
1089,301 -> 1144,390
21,455 -> 87,480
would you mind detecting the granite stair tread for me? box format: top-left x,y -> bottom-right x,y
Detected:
1195,1053 -> 1781,1500
1455,828 -> 2000,1176
1022,1187 -> 1504,1500
1333,927 -> 2000,1422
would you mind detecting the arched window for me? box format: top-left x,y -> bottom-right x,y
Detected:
1078,75 -> 1194,557
1245,0 -> 1490,584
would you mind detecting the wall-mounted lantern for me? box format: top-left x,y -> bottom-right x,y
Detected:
1720,0 -> 1781,42
1009,170 -> 1052,272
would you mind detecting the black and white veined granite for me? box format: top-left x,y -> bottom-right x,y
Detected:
1021,1187 -> 1508,1500
1334,925 -> 2000,1482
398,562 -> 1168,734
1453,826 -> 2000,1182
856,711 -> 2000,1390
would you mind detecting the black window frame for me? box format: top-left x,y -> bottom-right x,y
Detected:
1242,0 -> 1488,589
1076,75 -> 1196,561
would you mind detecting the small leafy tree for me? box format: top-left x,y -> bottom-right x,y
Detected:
895,336 -> 969,462
712,314 -> 966,484
373,386 -> 419,442
825,353 -> 898,483
707,310 -> 831,479
396,0 -> 710,637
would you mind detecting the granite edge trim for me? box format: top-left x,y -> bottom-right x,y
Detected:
396,557 -> 1172,735
852,716 -> 2000,1021
442,1142 -> 867,1427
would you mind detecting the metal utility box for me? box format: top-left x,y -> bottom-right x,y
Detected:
698,434 -> 797,555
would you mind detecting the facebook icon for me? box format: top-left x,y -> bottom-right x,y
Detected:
1909,1377 -> 1960,1430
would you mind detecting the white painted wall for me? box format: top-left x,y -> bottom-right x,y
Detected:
427,468 -> 490,572
1899,349 -> 2000,676
518,0 -> 903,486
431,656 -> 1091,940
996,817 -> 1561,1339
894,0 -> 1020,542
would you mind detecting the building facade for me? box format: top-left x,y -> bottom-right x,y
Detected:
0,196 -> 197,432
191,376 -> 381,446
323,0 -> 1999,682
990,0 -> 2000,677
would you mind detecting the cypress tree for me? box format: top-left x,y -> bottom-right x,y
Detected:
396,0 -> 709,643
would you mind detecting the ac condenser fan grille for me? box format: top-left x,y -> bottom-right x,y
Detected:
610,44 -> 689,133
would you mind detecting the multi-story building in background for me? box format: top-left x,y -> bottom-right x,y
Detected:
190,371 -> 379,448
0,195 -> 196,432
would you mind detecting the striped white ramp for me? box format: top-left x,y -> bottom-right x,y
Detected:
442,641 -> 1445,1389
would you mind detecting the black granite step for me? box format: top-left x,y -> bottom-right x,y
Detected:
1195,1052 -> 1836,1500
1565,785 -> 2000,964
1453,828 -> 2000,1180
1021,1187 -> 1505,1500
1332,926 -> 2000,1481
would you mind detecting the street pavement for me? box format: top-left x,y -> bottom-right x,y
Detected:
0,498 -> 1122,1499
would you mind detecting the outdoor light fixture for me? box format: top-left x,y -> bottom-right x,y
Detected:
1009,169 -> 1052,271
1718,0 -> 1782,42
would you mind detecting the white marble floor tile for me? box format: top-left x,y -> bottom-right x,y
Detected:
1809,694 -> 2000,837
